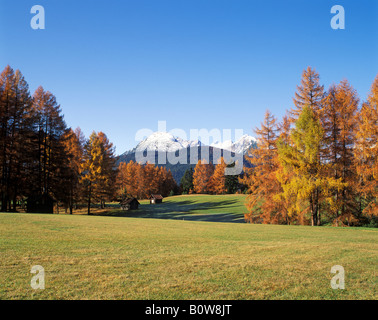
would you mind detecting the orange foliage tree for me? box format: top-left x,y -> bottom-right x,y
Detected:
354,75 -> 378,216
116,161 -> 177,199
289,66 -> 324,122
209,157 -> 227,195
241,110 -> 286,224
193,159 -> 214,194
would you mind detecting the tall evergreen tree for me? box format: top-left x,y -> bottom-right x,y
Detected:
180,167 -> 194,194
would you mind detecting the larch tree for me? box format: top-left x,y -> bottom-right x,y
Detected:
116,162 -> 129,198
116,161 -> 177,199
96,131 -> 117,208
0,66 -> 33,211
81,132 -> 105,215
354,75 -> 378,216
193,159 -> 214,194
62,127 -> 85,213
209,157 -> 227,195
241,110 -> 284,223
290,66 -> 324,122
321,81 -> 360,225
277,106 -> 344,226
157,166 -> 176,196
31,86 -> 70,208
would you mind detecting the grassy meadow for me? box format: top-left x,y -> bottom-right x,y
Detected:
104,194 -> 248,223
0,194 -> 377,300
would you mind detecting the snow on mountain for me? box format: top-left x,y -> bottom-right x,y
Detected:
122,132 -> 256,155
210,134 -> 257,154
127,132 -> 201,154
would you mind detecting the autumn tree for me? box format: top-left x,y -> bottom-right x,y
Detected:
61,127 -> 85,213
157,166 -> 177,196
81,132 -> 102,214
0,66 -> 33,211
354,75 -> 378,217
290,66 -> 324,122
116,161 -> 177,199
209,157 -> 227,195
116,162 -> 129,198
30,86 -> 71,210
241,110 -> 285,223
321,80 -> 360,225
193,159 -> 214,194
277,106 -> 344,226
81,131 -> 117,214
96,132 -> 117,208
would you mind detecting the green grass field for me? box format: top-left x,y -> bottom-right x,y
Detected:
106,194 -> 248,223
0,195 -> 377,300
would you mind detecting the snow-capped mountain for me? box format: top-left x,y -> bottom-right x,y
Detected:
210,134 -> 257,154
124,132 -> 201,155
122,132 -> 256,155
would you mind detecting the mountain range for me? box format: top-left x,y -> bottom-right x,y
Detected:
118,132 -> 257,183
122,131 -> 256,155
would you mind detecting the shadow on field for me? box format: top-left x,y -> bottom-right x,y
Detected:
97,198 -> 245,223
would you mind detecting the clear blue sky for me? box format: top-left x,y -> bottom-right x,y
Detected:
1,0 -> 377,154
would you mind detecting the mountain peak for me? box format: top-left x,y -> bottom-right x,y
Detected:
122,131 -> 256,155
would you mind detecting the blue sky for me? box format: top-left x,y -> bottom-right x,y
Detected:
1,0 -> 377,154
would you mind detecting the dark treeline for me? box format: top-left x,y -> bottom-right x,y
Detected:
0,65 -> 179,215
0,65 -> 72,212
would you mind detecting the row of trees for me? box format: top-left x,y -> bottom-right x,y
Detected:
0,64 -> 186,215
116,160 -> 177,199
180,158 -> 239,195
0,65 -> 121,214
242,67 -> 377,226
0,65 -> 71,212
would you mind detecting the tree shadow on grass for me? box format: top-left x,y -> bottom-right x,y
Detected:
97,198 -> 246,223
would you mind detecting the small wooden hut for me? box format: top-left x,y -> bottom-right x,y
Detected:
150,194 -> 163,204
120,198 -> 140,211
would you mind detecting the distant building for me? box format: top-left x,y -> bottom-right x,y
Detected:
26,193 -> 55,213
150,194 -> 163,204
120,198 -> 140,211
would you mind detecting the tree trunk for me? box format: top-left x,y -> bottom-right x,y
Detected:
87,183 -> 92,215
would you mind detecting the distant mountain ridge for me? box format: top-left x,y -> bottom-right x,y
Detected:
121,131 -> 256,156
123,132 -> 202,155
118,132 -> 257,183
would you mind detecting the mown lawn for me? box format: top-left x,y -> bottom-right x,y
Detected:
111,194 -> 248,223
0,203 -> 376,299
